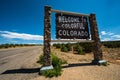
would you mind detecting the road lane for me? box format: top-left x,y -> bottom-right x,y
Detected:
0,47 -> 39,60
0,46 -> 43,80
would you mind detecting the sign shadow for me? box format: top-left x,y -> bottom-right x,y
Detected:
62,62 -> 96,68
1,68 -> 39,74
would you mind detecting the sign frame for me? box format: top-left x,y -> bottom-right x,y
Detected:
40,6 -> 106,71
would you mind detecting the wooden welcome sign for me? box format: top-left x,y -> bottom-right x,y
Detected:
40,6 -> 106,71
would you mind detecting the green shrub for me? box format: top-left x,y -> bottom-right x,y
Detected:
66,43 -> 72,51
61,44 -> 68,52
78,46 -> 84,55
38,53 -> 67,77
79,43 -> 93,53
37,54 -> 44,64
74,44 -> 85,55
54,43 -> 61,48
41,69 -> 56,78
53,42 -> 93,54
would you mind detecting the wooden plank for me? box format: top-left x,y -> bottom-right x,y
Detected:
51,9 -> 89,17
51,39 -> 94,43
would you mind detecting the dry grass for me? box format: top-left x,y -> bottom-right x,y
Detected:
32,46 -> 120,80
102,46 -> 120,64
52,46 -> 120,64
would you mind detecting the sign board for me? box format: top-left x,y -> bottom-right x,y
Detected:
42,6 -> 104,68
56,13 -> 89,39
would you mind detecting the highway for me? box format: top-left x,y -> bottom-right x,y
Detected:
0,46 -> 42,80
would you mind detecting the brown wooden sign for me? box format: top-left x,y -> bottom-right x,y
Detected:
56,13 -> 89,39
41,6 -> 105,71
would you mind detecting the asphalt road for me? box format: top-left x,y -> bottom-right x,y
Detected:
0,46 -> 42,80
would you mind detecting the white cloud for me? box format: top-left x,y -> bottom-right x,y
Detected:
27,43 -> 40,44
108,32 -> 114,35
101,31 -> 107,35
100,30 -> 120,41
112,35 -> 120,39
0,31 -> 43,40
101,38 -> 113,41
101,31 -> 114,36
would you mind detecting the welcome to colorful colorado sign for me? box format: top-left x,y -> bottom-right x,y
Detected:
41,6 -> 105,70
56,13 -> 89,39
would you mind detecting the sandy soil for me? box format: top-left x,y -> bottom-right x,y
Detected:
32,47 -> 120,80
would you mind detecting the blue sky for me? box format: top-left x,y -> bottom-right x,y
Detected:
0,0 -> 120,44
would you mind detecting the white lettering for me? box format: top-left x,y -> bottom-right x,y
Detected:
58,16 -> 62,23
58,30 -> 62,36
58,16 -> 81,23
63,30 -> 66,36
58,30 -> 89,37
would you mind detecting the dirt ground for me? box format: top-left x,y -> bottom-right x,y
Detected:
0,46 -> 120,80
32,46 -> 120,80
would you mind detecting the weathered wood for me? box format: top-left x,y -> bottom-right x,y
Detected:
51,9 -> 89,17
44,6 -> 51,66
89,14 -> 103,63
55,13 -> 89,39
43,6 -> 105,66
51,39 -> 94,43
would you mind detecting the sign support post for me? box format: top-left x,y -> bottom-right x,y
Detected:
89,14 -> 106,64
40,6 -> 53,71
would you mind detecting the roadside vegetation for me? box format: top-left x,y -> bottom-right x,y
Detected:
102,41 -> 120,48
36,41 -> 120,78
53,42 -> 93,55
53,41 -> 120,55
0,44 -> 42,49
37,53 -> 67,78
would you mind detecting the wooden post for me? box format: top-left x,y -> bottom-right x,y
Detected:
40,6 -> 53,71
89,14 -> 103,64
43,6 -> 51,66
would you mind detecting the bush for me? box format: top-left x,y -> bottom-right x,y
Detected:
61,44 -> 68,52
54,43 -> 61,48
53,42 -> 94,54
38,53 -> 67,77
79,43 -> 93,53
78,46 -> 84,55
37,54 -> 44,64
41,69 -> 57,78
53,43 -> 72,52
74,44 -> 85,55
66,43 -> 72,51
